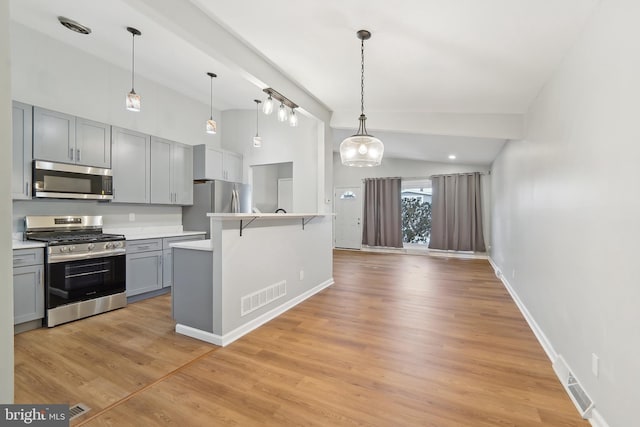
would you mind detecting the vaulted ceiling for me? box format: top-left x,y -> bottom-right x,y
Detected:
10,0 -> 600,165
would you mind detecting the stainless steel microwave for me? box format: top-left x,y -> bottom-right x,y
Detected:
33,161 -> 113,200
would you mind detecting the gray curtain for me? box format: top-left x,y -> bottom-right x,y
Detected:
429,172 -> 486,252
362,178 -> 403,248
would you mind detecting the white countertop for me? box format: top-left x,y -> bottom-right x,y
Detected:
207,213 -> 333,220
12,240 -> 46,250
103,226 -> 206,240
170,239 -> 213,251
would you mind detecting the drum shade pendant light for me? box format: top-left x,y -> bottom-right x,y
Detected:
253,99 -> 262,147
125,27 -> 141,112
339,30 -> 384,167
206,72 -> 218,134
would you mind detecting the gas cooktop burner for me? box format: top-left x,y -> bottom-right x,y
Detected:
28,233 -> 125,245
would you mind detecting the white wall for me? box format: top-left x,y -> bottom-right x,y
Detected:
334,153 -> 492,249
11,22 -> 222,149
222,110 -> 320,213
491,1 -> 640,425
0,0 -> 15,403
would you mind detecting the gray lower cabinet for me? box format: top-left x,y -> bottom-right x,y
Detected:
13,248 -> 44,325
125,239 -> 163,297
126,235 -> 204,296
161,235 -> 205,288
112,127 -> 151,203
12,101 -> 33,200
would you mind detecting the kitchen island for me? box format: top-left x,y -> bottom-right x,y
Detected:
171,213 -> 334,346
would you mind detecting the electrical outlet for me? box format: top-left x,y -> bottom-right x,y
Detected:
129,213 -> 135,222
299,270 -> 304,281
592,353 -> 599,377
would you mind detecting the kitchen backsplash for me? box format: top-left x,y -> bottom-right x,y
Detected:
12,199 -> 182,236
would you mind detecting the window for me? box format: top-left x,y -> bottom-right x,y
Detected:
401,180 -> 432,245
339,191 -> 357,200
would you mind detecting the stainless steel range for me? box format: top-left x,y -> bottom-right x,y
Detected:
25,215 -> 126,327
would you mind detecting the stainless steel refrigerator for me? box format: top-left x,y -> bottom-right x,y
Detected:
182,180 -> 252,237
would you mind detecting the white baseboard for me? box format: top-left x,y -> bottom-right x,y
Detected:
488,257 -> 611,427
487,257 -> 556,362
176,278 -> 334,347
589,409 -> 611,427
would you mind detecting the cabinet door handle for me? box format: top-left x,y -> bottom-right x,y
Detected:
137,245 -> 150,250
25,182 -> 29,197
76,149 -> 81,162
69,147 -> 74,160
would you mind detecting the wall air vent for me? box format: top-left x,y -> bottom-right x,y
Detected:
241,280 -> 286,316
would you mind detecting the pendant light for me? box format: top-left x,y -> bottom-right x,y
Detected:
253,99 -> 262,147
263,93 -> 274,115
339,30 -> 384,167
206,72 -> 218,134
277,101 -> 288,122
289,108 -> 298,127
125,27 -> 141,112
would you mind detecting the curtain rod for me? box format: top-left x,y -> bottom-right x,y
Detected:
361,172 -> 488,182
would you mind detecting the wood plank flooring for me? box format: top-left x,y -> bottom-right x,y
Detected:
14,250 -> 588,426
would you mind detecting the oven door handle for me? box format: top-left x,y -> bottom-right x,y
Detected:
48,249 -> 126,263
65,269 -> 111,279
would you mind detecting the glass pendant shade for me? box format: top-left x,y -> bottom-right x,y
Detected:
263,95 -> 274,115
340,115 -> 383,167
126,90 -> 141,112
253,136 -> 262,148
289,109 -> 298,127
206,118 -> 217,134
277,103 -> 288,122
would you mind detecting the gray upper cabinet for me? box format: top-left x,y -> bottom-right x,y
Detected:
173,143 -> 193,205
33,107 -> 111,168
33,107 -> 75,164
75,118 -> 111,168
12,101 -> 33,200
112,127 -> 150,203
193,144 -> 242,183
150,137 -> 173,204
223,151 -> 242,183
151,137 -> 193,205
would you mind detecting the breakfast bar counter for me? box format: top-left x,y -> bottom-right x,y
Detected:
171,213 -> 334,346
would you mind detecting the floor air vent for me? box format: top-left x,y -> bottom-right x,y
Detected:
69,403 -> 91,420
241,280 -> 286,316
553,355 -> 594,419
567,373 -> 594,417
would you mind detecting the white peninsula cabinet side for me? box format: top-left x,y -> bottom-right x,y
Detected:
172,213 -> 334,346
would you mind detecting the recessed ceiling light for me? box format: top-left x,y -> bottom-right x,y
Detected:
448,154 -> 456,160
58,16 -> 91,35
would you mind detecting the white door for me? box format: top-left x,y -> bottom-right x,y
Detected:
334,186 -> 362,249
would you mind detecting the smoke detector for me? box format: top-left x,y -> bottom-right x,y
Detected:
58,16 -> 91,35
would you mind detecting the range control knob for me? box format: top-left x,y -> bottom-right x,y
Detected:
59,246 -> 68,253
114,241 -> 123,248
105,242 -> 113,249
87,243 -> 95,251
69,246 -> 76,252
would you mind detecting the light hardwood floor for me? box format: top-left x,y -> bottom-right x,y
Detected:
14,250 -> 588,426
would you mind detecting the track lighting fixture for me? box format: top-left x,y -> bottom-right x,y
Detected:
289,108 -> 298,127
263,94 -> 274,115
277,102 -> 288,122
